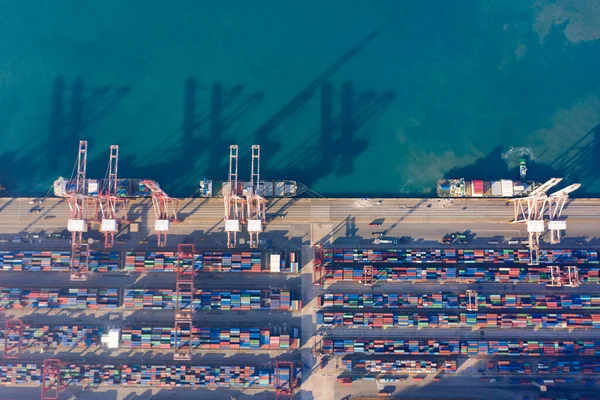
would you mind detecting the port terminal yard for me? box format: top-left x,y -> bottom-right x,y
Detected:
2,196 -> 600,399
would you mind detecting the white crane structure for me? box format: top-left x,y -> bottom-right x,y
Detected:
143,180 -> 178,247
547,183 -> 581,244
99,145 -> 128,248
224,145 -> 246,248
65,140 -> 97,281
510,178 -> 563,265
246,145 -> 267,248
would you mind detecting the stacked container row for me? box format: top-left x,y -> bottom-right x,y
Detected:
349,359 -> 457,374
319,293 -> 600,310
0,325 -> 103,349
0,288 -> 119,309
0,364 -> 284,388
120,326 -> 300,350
124,251 -> 299,273
322,339 -> 600,356
0,251 -> 120,272
122,289 -> 300,311
316,311 -> 600,329
322,248 -> 599,265
321,265 -> 600,284
321,339 -> 460,355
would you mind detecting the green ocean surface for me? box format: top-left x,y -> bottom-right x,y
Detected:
1,0 -> 600,197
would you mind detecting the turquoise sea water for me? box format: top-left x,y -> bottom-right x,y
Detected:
1,1 -> 600,197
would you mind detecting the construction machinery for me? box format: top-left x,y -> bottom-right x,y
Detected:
224,145 -> 246,248
313,244 -> 324,285
246,145 -> 267,248
466,290 -> 478,311
143,180 -> 178,247
66,140 -> 97,281
547,265 -> 581,288
3,319 -> 22,359
547,183 -> 581,244
99,145 -> 129,248
41,358 -> 63,400
275,361 -> 296,400
510,178 -> 562,265
174,244 -> 195,361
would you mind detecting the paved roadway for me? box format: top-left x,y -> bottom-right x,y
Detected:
2,196 -> 600,248
2,196 -> 600,400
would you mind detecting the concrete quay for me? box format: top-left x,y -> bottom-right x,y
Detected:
1,195 -> 600,400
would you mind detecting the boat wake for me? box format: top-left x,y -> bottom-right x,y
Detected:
501,146 -> 536,168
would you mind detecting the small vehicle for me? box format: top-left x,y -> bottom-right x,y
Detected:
398,236 -> 412,243
44,215 -> 56,219
575,240 -> 585,245
371,231 -> 385,236
457,238 -> 468,245
369,222 -> 382,227
28,199 -> 43,204
487,240 -> 500,245
139,238 -> 149,245
507,240 -> 519,245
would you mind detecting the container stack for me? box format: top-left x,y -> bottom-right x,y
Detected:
350,359 -> 457,374
121,289 -> 297,311
0,364 -> 281,388
322,248 -> 600,266
0,325 -> 103,351
316,311 -> 600,329
0,251 -> 120,272
318,292 -> 600,310
321,339 -> 461,355
0,288 -> 119,309
119,326 -> 300,350
321,265 -> 600,284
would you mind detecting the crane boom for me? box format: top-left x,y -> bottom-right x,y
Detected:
100,145 -> 128,248
143,180 -> 178,247
224,145 -> 245,248
549,183 -> 581,198
66,140 -> 96,281
247,145 -> 266,248
528,177 -> 563,197
547,183 -> 581,244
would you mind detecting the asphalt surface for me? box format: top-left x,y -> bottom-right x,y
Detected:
2,195 -> 600,400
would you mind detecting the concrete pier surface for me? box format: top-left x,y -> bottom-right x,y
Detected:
1,195 -> 600,400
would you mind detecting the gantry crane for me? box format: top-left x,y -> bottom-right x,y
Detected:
41,358 -> 63,400
143,180 -> 178,247
547,265 -> 581,288
275,361 -> 296,400
547,183 -> 581,244
511,178 -> 562,265
99,145 -> 129,248
246,145 -> 267,248
465,290 -> 478,311
224,145 -> 246,248
4,319 -> 22,359
313,244 -> 324,285
174,244 -> 195,361
66,140 -> 97,281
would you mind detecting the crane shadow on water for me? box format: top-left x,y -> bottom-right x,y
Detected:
274,81 -> 395,190
0,77 -> 131,196
113,79 -> 264,195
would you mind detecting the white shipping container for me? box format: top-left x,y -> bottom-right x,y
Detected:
491,181 -> 502,196
500,180 -> 514,197
270,254 -> 281,272
154,220 -> 170,232
88,180 -> 99,195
